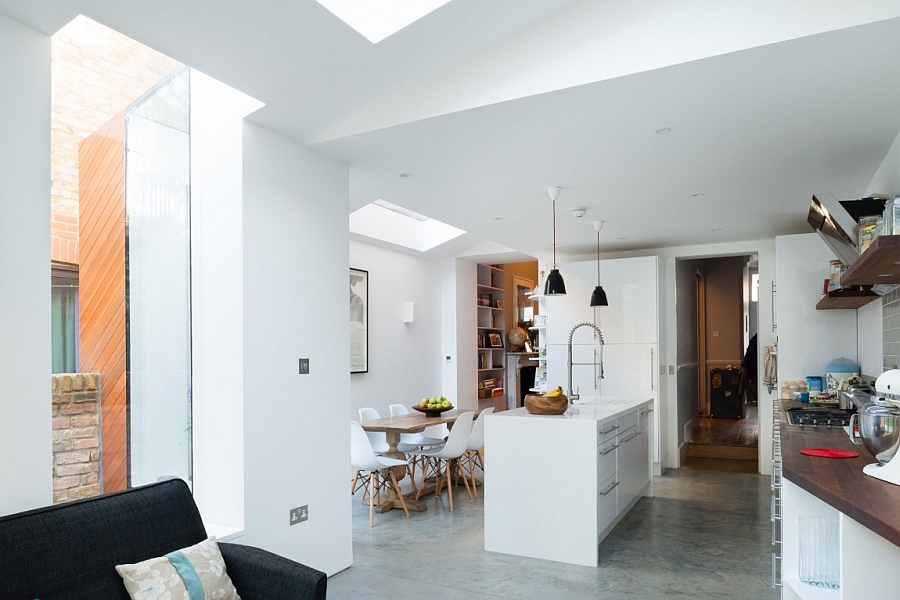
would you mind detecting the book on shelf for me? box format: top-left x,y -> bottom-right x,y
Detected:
491,387 -> 504,397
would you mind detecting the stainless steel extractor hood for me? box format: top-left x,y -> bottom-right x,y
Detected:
807,195 -> 858,266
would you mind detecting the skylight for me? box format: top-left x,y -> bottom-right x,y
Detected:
350,201 -> 465,252
316,0 -> 453,44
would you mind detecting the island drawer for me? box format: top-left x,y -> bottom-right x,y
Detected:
598,439 -> 617,482
616,410 -> 638,435
597,421 -> 620,445
597,472 -> 619,536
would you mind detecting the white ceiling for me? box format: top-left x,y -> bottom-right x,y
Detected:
4,0 -> 900,262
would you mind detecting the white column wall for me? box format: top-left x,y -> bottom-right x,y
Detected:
0,15 -> 51,515
348,240 -> 442,421
241,123 -> 352,575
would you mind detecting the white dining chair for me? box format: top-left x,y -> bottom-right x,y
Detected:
350,421 -> 411,526
408,411 -> 476,510
463,407 -> 493,497
358,407 -> 390,454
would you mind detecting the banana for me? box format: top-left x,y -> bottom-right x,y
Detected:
543,386 -> 563,398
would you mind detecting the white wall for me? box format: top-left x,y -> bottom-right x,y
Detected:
441,258 -> 478,410
776,234 -> 858,382
242,123 -> 351,575
0,15 -> 52,515
348,240 -> 442,420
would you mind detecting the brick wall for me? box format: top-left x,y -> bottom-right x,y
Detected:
51,16 -> 179,265
52,373 -> 103,503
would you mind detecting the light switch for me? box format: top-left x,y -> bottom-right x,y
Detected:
299,358 -> 310,375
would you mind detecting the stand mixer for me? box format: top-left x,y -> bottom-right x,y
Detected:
859,370 -> 900,485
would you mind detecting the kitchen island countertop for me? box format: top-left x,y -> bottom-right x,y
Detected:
493,396 -> 652,422
780,402 -> 900,548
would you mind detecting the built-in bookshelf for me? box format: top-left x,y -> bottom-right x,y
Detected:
477,263 -> 506,409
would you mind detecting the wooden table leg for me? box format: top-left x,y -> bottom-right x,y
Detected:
373,431 -> 427,513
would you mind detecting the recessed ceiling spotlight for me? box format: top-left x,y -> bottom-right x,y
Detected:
691,192 -> 704,198
494,216 -> 505,221
655,127 -> 672,135
618,237 -> 629,240
711,228 -> 724,232
399,173 -> 413,178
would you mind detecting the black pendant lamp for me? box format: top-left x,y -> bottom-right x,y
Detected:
590,220 -> 609,307
544,186 -> 567,295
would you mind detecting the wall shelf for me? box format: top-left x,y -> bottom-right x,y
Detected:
841,235 -> 900,286
815,288 -> 879,310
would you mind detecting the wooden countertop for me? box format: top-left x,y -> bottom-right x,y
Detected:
779,403 -> 900,548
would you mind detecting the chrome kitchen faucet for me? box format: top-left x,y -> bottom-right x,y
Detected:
567,321 -> 604,402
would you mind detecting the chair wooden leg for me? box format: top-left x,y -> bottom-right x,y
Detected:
458,458 -> 474,502
415,457 -> 428,501
367,472 -> 376,527
388,469 -> 410,518
406,464 -> 417,493
467,452 -> 477,497
351,471 -> 360,495
444,459 -> 454,510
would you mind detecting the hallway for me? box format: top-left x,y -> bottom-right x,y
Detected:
330,468 -> 777,599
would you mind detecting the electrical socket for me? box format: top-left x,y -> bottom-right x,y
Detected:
289,505 -> 308,525
298,359 -> 310,375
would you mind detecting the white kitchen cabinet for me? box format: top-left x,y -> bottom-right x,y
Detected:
781,479 -> 900,599
484,397 -> 653,567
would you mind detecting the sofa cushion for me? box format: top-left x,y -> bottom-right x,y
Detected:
116,537 -> 240,600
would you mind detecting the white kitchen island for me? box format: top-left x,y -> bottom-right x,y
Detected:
484,396 -> 653,567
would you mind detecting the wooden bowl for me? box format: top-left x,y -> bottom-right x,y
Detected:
524,393 -> 568,415
412,405 -> 454,417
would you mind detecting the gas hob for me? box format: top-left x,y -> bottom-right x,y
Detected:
785,407 -> 852,428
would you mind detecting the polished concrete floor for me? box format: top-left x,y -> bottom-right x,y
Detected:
329,468 -> 778,599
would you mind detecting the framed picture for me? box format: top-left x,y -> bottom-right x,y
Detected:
350,268 -> 368,373
488,332 -> 503,348
495,299 -> 503,309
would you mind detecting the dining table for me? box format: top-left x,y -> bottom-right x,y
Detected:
359,409 -> 477,513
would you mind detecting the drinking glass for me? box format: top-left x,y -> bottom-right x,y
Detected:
798,515 -> 840,589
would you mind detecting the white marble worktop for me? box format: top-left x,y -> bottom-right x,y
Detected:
492,396 -> 652,421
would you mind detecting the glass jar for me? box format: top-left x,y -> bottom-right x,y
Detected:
829,260 -> 842,290
858,215 -> 879,254
892,196 -> 900,236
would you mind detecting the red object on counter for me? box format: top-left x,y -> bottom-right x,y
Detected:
801,447 -> 859,458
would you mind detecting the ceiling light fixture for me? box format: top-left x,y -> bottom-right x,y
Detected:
590,220 -> 609,307
691,192 -> 704,197
544,186 -> 566,296
399,173 -> 413,178
655,127 -> 672,135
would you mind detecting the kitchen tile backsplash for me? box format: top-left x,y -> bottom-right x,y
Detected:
885,287 -> 900,371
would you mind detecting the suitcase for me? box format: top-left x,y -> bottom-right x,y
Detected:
710,367 -> 743,418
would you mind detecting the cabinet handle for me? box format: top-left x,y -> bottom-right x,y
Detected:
599,443 -> 620,456
619,431 -> 639,445
771,552 -> 782,589
599,480 -> 619,496
650,347 -> 655,391
771,281 -> 777,333
640,408 -> 654,416
599,425 -> 619,435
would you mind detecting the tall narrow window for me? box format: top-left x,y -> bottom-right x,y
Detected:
125,67 -> 193,487
51,263 -> 79,373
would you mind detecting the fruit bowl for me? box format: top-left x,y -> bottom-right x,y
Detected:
412,404 -> 454,417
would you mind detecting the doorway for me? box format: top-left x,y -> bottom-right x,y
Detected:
681,255 -> 759,472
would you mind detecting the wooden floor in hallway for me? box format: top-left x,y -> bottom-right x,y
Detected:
685,403 -> 759,472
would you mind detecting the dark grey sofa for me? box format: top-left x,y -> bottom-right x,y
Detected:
0,479 -> 327,599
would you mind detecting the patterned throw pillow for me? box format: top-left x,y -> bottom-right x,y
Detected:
115,537 -> 240,600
